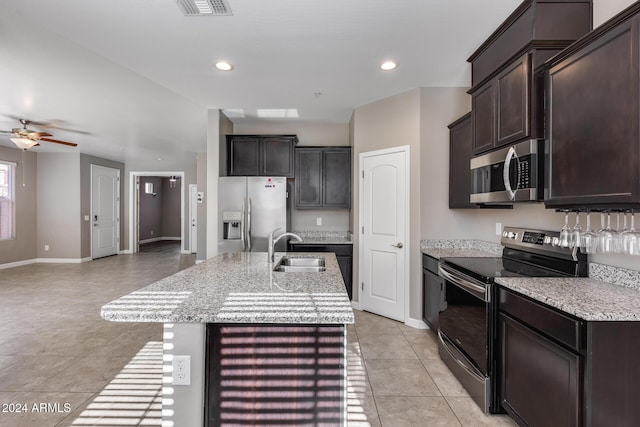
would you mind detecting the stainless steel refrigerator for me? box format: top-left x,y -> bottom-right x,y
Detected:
218,177 -> 289,253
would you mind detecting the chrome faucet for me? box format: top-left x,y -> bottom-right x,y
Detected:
268,228 -> 302,263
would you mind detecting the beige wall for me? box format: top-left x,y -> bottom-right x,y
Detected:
37,153 -> 81,259
594,0 -> 636,27
196,152 -> 208,261
0,146 -> 37,264
219,113 -> 234,177
352,88 -> 423,320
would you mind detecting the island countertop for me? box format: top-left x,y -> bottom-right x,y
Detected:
101,252 -> 354,324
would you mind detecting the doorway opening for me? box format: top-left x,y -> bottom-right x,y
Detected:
129,171 -> 186,254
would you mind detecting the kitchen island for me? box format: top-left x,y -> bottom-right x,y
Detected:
102,251 -> 354,427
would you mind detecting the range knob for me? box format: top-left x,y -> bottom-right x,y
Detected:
507,231 -> 517,239
543,236 -> 552,245
552,237 -> 560,246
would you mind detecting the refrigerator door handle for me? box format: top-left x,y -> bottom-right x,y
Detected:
247,198 -> 252,252
240,198 -> 246,251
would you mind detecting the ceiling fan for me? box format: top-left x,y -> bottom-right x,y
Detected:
0,119 -> 78,150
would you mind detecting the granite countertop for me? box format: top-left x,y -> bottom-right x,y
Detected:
289,231 -> 353,245
495,277 -> 640,321
101,252 -> 354,324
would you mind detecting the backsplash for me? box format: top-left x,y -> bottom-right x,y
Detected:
293,230 -> 352,239
589,263 -> 640,291
420,239 -> 502,255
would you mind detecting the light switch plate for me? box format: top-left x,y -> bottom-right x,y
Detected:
496,222 -> 502,236
316,217 -> 322,226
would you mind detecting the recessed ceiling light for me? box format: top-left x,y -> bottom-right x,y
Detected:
380,61 -> 398,71
215,61 -> 234,71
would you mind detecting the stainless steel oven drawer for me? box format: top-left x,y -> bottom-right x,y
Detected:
498,288 -> 583,352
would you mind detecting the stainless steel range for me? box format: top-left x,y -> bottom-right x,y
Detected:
436,226 -> 588,414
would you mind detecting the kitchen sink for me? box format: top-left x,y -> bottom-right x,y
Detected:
273,256 -> 326,272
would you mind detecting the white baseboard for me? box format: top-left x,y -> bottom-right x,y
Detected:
195,259 -> 205,264
404,317 -> 429,330
139,237 -> 162,244
0,258 -> 37,270
350,300 -> 362,310
36,257 -> 88,264
139,237 -> 181,244
181,250 -> 191,254
120,249 -> 133,254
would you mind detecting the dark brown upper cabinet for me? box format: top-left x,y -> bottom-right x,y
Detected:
448,113 -> 478,209
226,135 -> 298,177
545,3 -> 640,209
468,0 -> 593,155
295,147 -> 351,209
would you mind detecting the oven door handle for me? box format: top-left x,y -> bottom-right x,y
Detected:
438,330 -> 485,383
438,263 -> 488,302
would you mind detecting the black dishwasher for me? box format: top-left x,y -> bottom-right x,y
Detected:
422,254 -> 444,330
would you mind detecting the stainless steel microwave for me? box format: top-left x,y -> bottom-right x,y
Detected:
470,139 -> 544,204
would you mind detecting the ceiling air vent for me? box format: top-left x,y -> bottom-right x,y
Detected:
176,0 -> 233,16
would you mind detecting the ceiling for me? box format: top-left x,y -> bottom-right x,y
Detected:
0,0 -> 522,162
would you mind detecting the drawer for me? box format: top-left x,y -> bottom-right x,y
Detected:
498,288 -> 583,352
422,254 -> 439,274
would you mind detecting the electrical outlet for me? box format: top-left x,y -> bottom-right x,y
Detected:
316,217 -> 322,226
44,245 -> 49,251
84,215 -> 90,221
173,355 -> 191,386
150,230 -> 154,236
496,222 -> 502,236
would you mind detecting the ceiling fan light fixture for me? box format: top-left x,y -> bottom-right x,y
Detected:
10,137 -> 38,150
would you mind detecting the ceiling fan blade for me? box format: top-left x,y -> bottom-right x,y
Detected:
0,130 -> 12,134
38,137 -> 78,147
32,132 -> 53,138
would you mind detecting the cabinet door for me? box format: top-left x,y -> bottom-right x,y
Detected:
471,81 -> 496,154
500,313 -> 581,427
323,149 -> 351,209
262,137 -> 295,177
228,137 -> 260,176
423,268 -> 443,330
547,20 -> 640,207
448,113 -> 477,209
295,149 -> 323,207
496,53 -> 530,147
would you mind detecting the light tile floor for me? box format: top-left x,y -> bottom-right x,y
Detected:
0,244 -> 516,426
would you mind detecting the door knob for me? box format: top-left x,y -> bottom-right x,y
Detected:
391,243 -> 403,248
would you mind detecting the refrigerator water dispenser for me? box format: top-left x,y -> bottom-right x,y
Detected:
222,211 -> 242,240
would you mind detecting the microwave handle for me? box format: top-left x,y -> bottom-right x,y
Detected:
503,147 -> 519,201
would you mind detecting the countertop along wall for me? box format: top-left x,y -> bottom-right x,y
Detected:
419,0 -> 640,273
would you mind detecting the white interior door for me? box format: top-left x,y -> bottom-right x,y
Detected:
92,165 -> 120,259
189,184 -> 198,254
360,147 -> 408,322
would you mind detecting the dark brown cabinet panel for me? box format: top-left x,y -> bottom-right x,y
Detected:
226,135 -> 297,177
471,83 -> 495,154
287,243 -> 352,299
448,113 -> 477,209
499,313 -> 581,427
496,53 -> 530,145
422,254 -> 443,330
295,147 -> 351,209
546,9 -> 640,208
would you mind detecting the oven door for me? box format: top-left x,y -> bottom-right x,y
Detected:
438,263 -> 492,413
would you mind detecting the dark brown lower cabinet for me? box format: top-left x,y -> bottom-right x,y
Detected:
499,313 -> 580,427
422,254 -> 443,330
498,287 -> 640,427
205,324 -> 346,426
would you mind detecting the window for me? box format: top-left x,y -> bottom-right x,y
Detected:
0,160 -> 16,240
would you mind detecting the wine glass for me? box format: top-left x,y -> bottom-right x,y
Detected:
625,210 -> 640,255
558,210 -> 571,248
571,211 -> 582,249
580,210 -> 598,254
597,211 -> 615,253
620,210 -> 634,254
